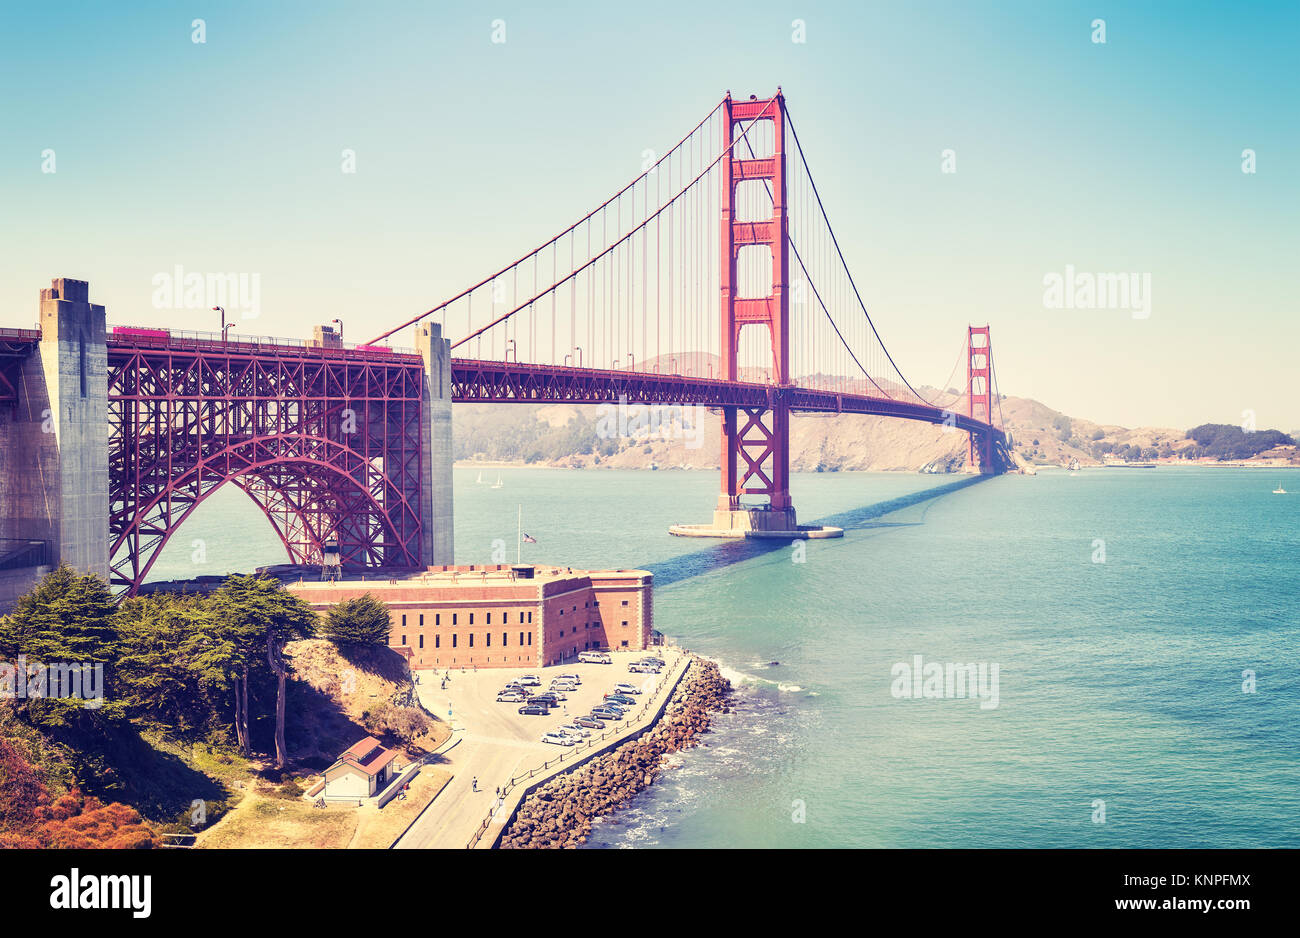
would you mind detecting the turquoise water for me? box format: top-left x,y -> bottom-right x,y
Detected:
150,466 -> 1300,848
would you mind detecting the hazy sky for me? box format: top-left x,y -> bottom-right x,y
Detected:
1,1 -> 1296,429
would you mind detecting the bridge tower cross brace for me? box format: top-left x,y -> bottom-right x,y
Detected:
717,91 -> 796,527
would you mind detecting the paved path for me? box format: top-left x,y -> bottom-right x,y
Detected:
395,648 -> 686,849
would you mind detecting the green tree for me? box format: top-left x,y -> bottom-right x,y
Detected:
114,594 -> 238,738
0,565 -> 118,664
321,594 -> 391,647
0,566 -> 122,728
208,575 -> 316,767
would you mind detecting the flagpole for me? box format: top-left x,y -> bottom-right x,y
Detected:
517,504 -> 522,565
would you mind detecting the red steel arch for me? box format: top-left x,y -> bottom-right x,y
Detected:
107,334 -> 424,593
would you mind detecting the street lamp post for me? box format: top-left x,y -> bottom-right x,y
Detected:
212,306 -> 226,343
332,318 -> 343,341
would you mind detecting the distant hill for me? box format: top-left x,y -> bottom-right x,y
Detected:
454,391 -> 1300,472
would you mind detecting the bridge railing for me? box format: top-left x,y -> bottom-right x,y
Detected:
107,324 -> 418,358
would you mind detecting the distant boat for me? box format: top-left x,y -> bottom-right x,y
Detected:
1274,482 -> 1287,494
491,474 -> 504,489
476,471 -> 485,484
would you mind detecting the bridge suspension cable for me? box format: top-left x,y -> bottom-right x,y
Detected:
365,97 -> 730,348
371,91 -> 992,422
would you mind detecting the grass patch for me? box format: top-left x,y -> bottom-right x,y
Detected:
195,790 -> 356,849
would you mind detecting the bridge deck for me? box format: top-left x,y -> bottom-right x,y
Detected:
450,359 -> 1003,438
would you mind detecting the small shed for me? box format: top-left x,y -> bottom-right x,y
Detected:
321,736 -> 399,800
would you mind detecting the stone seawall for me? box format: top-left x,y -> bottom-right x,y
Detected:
500,657 -> 732,849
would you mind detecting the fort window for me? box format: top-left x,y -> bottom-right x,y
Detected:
452,634 -> 458,648
519,632 -> 524,645
418,635 -> 424,648
487,612 -> 492,624
469,634 -> 474,647
436,614 -> 441,626
486,633 -> 491,646
419,614 -> 424,626
435,635 -> 440,648
401,635 -> 407,646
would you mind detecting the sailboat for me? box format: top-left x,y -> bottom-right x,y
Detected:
491,473 -> 504,489
1273,481 -> 1287,494
476,471 -> 485,484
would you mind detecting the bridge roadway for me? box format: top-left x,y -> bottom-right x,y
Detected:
87,329 -> 1000,443
450,359 -> 1004,440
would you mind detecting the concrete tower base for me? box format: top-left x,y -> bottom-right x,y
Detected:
668,505 -> 842,540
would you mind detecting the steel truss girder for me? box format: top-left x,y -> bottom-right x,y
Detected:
106,338 -> 424,593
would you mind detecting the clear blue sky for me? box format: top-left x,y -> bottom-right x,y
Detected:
1,0 -> 1296,429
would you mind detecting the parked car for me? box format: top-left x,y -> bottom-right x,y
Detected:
557,723 -> 590,738
556,673 -> 582,685
541,732 -> 575,746
496,691 -> 527,702
517,675 -> 542,686
604,694 -> 636,707
534,690 -> 563,703
527,695 -> 556,707
628,663 -> 660,674
639,657 -> 665,667
518,704 -> 550,716
550,681 -> 577,692
613,682 -> 642,695
579,652 -> 612,664
590,707 -> 621,721
573,715 -> 605,729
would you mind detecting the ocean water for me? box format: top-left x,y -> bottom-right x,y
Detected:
149,466 -> 1300,848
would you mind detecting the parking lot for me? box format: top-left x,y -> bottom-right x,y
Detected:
416,649 -> 673,746
398,647 -> 683,848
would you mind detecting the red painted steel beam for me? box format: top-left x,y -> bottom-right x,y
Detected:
450,359 -> 1004,439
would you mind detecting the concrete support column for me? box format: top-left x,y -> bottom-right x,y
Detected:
38,278 -> 109,578
417,322 -> 454,566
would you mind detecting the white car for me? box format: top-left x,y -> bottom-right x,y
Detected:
557,723 -> 590,739
541,732 -> 575,746
517,675 -> 542,686
550,682 -> 577,693
496,690 -> 527,702
556,673 -> 582,685
578,652 -> 611,664
613,682 -> 642,695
